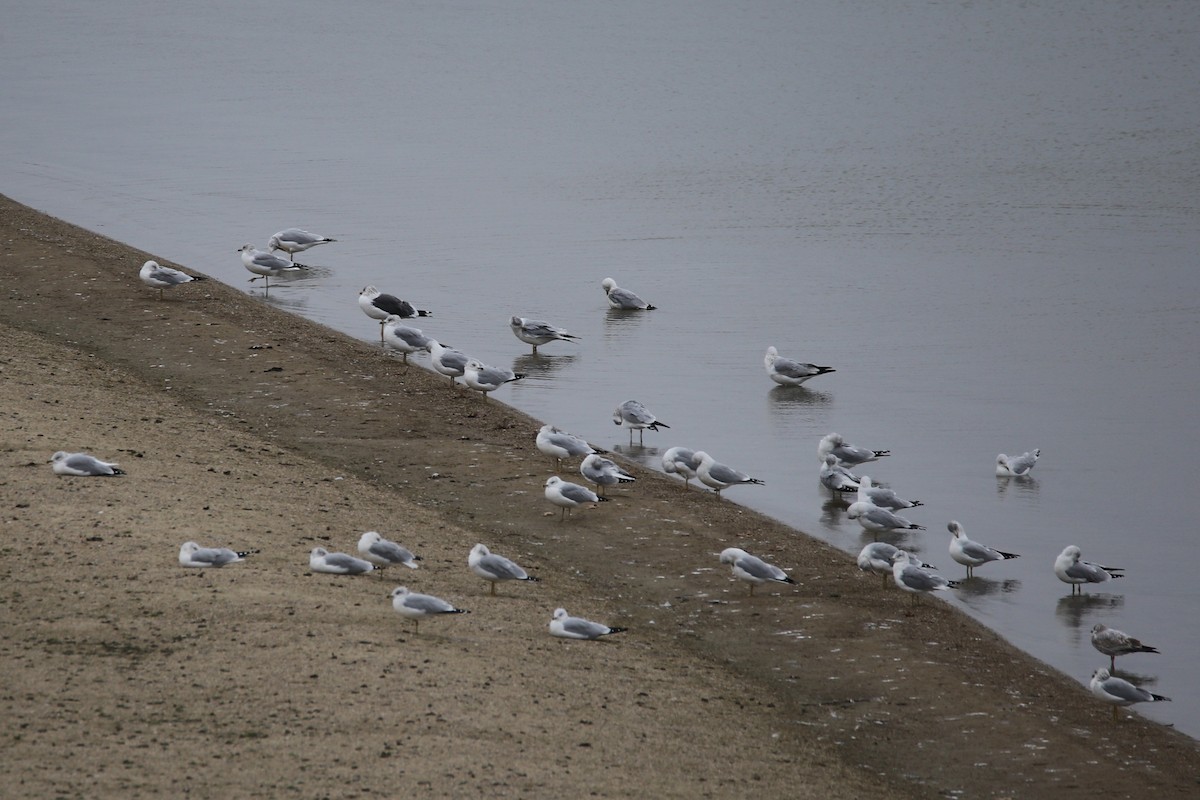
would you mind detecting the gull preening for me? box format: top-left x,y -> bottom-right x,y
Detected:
1089,668 -> 1170,721
549,607 -> 627,640
388,586 -> 468,634
891,550 -> 959,603
580,453 -> 635,495
427,339 -> 471,387
268,228 -> 336,263
309,547 -> 374,575
601,277 -> 656,310
820,454 -> 861,494
139,260 -> 207,300
947,520 -> 1020,578
1054,545 -> 1123,594
357,531 -> 420,574
536,424 -> 605,470
856,475 -> 921,510
544,476 -> 608,520
718,547 -> 796,596
239,244 -> 306,288
817,432 -> 890,468
382,316 -> 433,364
178,541 -> 258,568
763,346 -> 835,387
49,451 -> 125,477
694,451 -> 765,497
997,448 -> 1041,477
662,446 -> 702,489
463,359 -> 526,398
857,542 -> 934,588
612,399 -> 669,445
359,286 -> 432,341
510,316 -> 579,353
1090,623 -> 1160,671
468,544 -> 539,595
847,501 -> 925,538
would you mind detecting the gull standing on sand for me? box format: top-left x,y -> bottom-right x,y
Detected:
612,399 -> 669,445
536,424 -> 604,470
858,542 -> 934,588
178,541 -> 258,568
856,475 -> 921,510
1089,668 -> 1170,721
268,228 -> 335,263
1054,545 -> 1123,594
847,501 -> 925,538
239,244 -> 305,288
891,550 -> 959,603
718,547 -> 796,596
818,432 -> 890,468
463,359 -> 526,398
49,451 -> 125,476
510,316 -> 579,353
139,260 -> 207,300
382,316 -> 433,364
1091,623 -> 1160,671
601,277 -> 656,310
427,339 -> 471,387
388,586 -> 468,634
544,476 -> 608,520
359,286 -> 432,341
997,448 -> 1041,477
947,520 -> 1020,578
694,451 -> 764,497
580,453 -> 635,495
662,446 -> 702,489
763,346 -> 835,387
468,544 -> 539,595
357,531 -> 420,574
309,547 -> 374,575
550,607 -> 627,640
820,454 -> 860,494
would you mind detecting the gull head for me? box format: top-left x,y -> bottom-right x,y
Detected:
718,547 -> 747,565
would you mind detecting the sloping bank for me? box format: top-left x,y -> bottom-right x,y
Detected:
1,194 -> 1195,797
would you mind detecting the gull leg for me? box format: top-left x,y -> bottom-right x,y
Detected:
489,582 -> 496,597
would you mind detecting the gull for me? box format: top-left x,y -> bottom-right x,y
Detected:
426,339 -> 470,387
468,544 -> 539,596
817,432 -> 890,468
388,586 -> 468,634
536,424 -> 605,470
1054,545 -> 1123,595
694,451 -> 764,497
510,316 -> 579,354
382,316 -> 433,364
820,454 -> 861,494
601,277 -> 656,310
947,520 -> 1020,578
239,244 -> 306,288
359,286 -> 432,341
139,260 -> 206,300
550,607 -> 627,640
463,359 -> 526,398
847,501 -> 925,538
49,451 -> 125,477
544,475 -> 609,520
580,453 -> 635,495
612,400 -> 669,445
997,448 -> 1041,477
763,346 -> 835,387
891,550 -> 959,604
178,541 -> 258,568
1091,624 -> 1160,671
662,446 -> 702,490
718,547 -> 796,596
357,531 -> 420,576
856,475 -> 921,510
268,228 -> 335,263
857,542 -> 935,589
309,547 -> 374,575
1089,668 -> 1170,721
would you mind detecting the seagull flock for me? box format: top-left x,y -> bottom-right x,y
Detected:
128,231 -> 1168,720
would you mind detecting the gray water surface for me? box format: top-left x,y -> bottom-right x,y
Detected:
4,0 -> 1197,736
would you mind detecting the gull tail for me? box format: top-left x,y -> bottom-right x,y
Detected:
644,304 -> 657,310
946,579 -> 963,589
647,421 -> 671,431
595,496 -> 611,503
508,373 -> 527,383
1149,692 -> 1171,702
605,627 -> 629,635
873,450 -> 891,458
748,478 -> 766,486
907,523 -> 926,531
997,550 -> 1020,560
522,575 -> 542,583
108,467 -> 127,476
782,575 -> 797,585
416,309 -> 433,317
235,549 -> 260,559
815,366 -> 836,374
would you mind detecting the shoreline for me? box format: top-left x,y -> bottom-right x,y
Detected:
2,193 -> 1196,797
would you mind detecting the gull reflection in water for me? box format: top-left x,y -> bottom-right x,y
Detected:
1055,593 -> 1124,643
610,443 -> 662,471
510,352 -> 577,380
996,474 -> 1040,499
767,385 -> 833,410
953,576 -> 1022,609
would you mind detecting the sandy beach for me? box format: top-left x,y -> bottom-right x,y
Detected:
1,194 -> 1196,798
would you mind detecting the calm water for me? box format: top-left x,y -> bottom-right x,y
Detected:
4,0 -> 1198,735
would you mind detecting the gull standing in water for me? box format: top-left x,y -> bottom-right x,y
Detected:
847,501 -> 925,539
1054,545 -> 1123,594
388,586 -> 468,634
544,476 -> 608,520
357,531 -> 420,576
947,520 -> 1020,578
509,316 -> 579,353
309,547 -> 374,575
1089,668 -> 1170,721
601,277 -> 656,310
139,260 -> 207,300
550,608 -> 627,640
427,339 -> 471,387
359,286 -> 432,341
718,547 -> 796,596
382,316 -> 433,364
239,244 -> 306,288
857,542 -> 935,589
997,448 -> 1041,477
268,228 -> 336,263
1091,623 -> 1160,671
662,446 -> 702,490
891,550 -> 959,604
463,359 -> 526,398
468,544 -> 539,595
817,432 -> 890,468
178,541 -> 258,568
820,454 -> 860,495
856,475 -> 921,510
694,451 -> 764,498
579,453 -> 635,495
612,400 -> 669,445
536,424 -> 605,470
763,346 -> 835,387
49,451 -> 125,476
